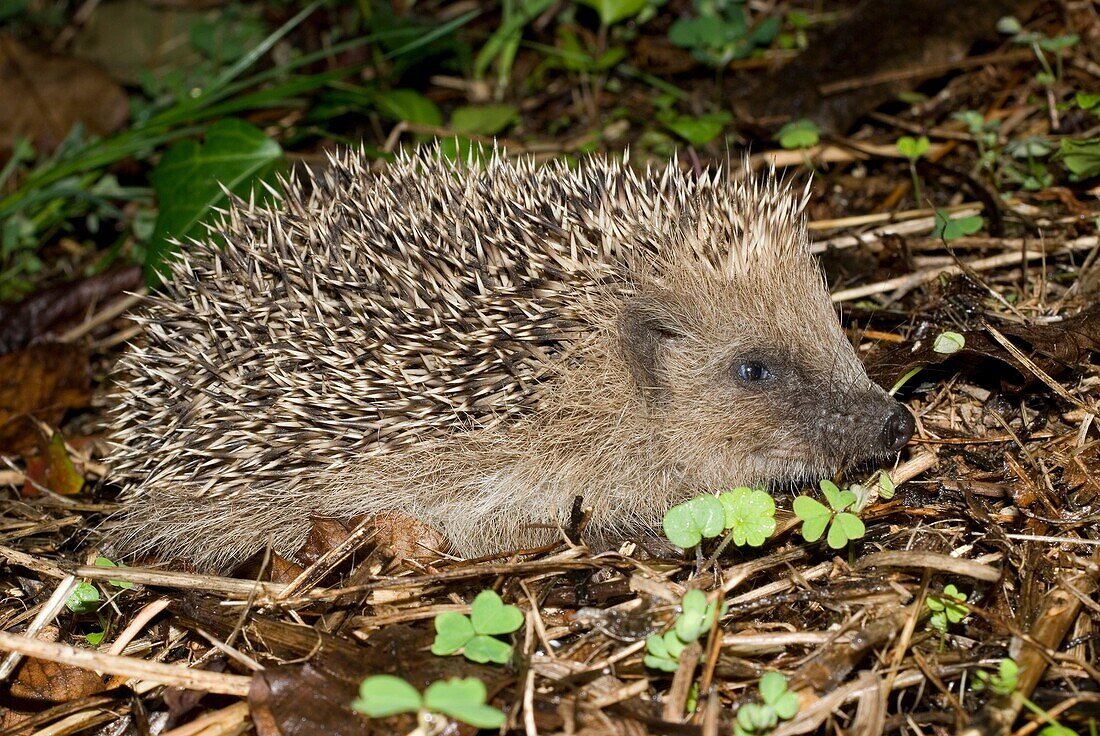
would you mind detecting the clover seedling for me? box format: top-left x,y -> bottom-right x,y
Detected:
926,584 -> 969,633
896,135 -> 930,205
644,630 -> 689,673
793,480 -> 866,549
734,672 -> 800,736
774,119 -> 820,150
353,675 -> 505,729
431,589 -> 524,664
675,589 -> 726,643
973,657 -> 1019,696
933,210 -> 984,241
663,494 -> 725,549
719,487 -> 776,547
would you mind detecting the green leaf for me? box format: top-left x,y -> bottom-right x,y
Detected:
878,472 -> 895,500
826,512 -> 866,549
352,675 -> 423,717
1038,725 -> 1077,736
896,135 -> 930,160
94,556 -> 134,590
793,495 -> 830,543
659,111 -> 731,147
575,0 -> 647,26
450,105 -> 519,136
1058,136 -> 1100,179
431,612 -> 475,655
774,119 -> 820,150
932,209 -> 984,241
758,672 -> 787,705
66,582 -> 100,614
663,630 -> 687,658
933,331 -> 965,354
1076,92 -> 1100,113
374,89 -> 443,126
719,487 -> 776,547
819,479 -> 855,512
773,690 -> 799,720
424,678 -> 506,729
470,589 -> 524,635
147,118 -> 282,284
675,589 -> 710,643
662,494 -> 726,549
85,629 -> 106,645
737,702 -> 777,733
463,634 -> 514,664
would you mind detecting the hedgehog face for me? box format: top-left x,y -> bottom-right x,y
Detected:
617,265 -> 912,490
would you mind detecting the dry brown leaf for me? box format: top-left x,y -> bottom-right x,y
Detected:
0,343 -> 91,455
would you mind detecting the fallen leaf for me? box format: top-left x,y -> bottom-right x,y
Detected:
21,431 -> 84,497
0,343 -> 91,455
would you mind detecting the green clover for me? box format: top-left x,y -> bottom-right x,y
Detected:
927,584 -> 969,633
973,657 -> 1018,696
719,487 -> 776,547
674,589 -> 726,643
734,672 -> 800,736
933,210 -> 984,241
431,590 -> 523,664
793,480 -> 866,549
662,494 -> 725,549
352,676 -> 505,729
643,630 -> 687,673
774,119 -> 820,150
352,675 -> 423,718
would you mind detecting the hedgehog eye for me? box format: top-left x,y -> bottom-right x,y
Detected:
736,360 -> 771,383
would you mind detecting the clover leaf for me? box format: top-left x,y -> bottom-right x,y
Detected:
794,481 -> 867,548
792,495 -> 830,544
662,494 -> 725,549
734,672 -> 800,736
674,589 -> 725,643
352,675 -> 423,718
973,657 -> 1019,696
431,590 -> 523,664
933,209 -> 984,241
774,119 -> 820,150
719,487 -> 776,547
826,512 -> 866,549
927,584 -> 969,633
644,631 -> 686,672
424,678 -> 506,729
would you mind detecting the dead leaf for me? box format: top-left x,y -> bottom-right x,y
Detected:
0,343 -> 91,455
0,36 -> 128,153
21,431 -> 85,497
8,656 -> 108,702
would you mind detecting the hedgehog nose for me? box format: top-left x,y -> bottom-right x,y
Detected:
880,405 -> 914,452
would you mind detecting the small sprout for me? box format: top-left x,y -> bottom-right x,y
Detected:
932,331 -> 966,355
352,675 -> 505,729
734,672 -> 800,736
431,589 -> 523,664
644,630 -> 688,672
719,487 -> 776,547
674,589 -> 726,643
973,657 -> 1019,696
1076,92 -> 1100,113
66,582 -> 100,614
933,209 -> 984,241
878,472 -> 896,500
662,494 -> 725,549
774,119 -> 820,150
896,135 -> 930,205
926,584 -> 969,633
85,629 -> 106,645
793,480 -> 866,549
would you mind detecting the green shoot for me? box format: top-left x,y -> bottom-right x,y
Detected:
774,119 -> 820,150
793,480 -> 866,549
971,658 -> 1076,734
431,589 -> 524,664
643,589 -> 727,672
734,672 -> 800,736
926,584 -> 968,633
352,675 -> 505,729
932,209 -> 984,241
895,135 -> 930,205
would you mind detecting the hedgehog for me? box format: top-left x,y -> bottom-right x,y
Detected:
106,146 -> 913,570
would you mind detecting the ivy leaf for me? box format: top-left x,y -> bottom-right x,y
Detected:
424,678 -> 506,729
352,675 -> 423,717
431,612 -> 475,655
470,590 -> 524,635
793,495 -> 830,543
147,118 -> 283,284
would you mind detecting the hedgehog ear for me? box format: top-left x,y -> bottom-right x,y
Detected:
618,290 -> 688,403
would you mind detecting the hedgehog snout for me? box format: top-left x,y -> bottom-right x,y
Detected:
879,403 -> 914,453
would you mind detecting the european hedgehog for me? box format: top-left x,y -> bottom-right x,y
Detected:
107,146 -> 913,570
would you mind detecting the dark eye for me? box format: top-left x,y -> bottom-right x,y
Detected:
736,360 -> 771,383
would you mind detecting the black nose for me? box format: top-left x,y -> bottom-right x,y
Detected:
881,405 -> 914,452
